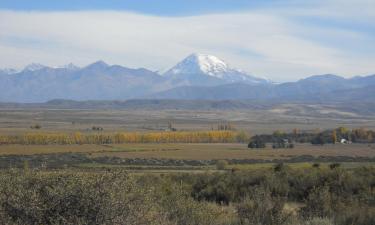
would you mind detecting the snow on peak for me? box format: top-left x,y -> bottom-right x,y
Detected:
164,53 -> 271,84
166,53 -> 230,78
23,63 -> 47,72
189,53 -> 229,76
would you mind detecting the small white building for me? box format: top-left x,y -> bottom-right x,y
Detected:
340,139 -> 351,144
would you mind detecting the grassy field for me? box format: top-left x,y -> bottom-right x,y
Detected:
1,142 -> 374,159
89,143 -> 375,160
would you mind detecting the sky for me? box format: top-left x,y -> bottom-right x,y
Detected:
0,0 -> 374,81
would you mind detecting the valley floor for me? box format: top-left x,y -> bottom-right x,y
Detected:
1,104 -> 375,135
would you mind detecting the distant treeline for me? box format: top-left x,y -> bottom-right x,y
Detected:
0,130 -> 249,145
251,127 -> 375,145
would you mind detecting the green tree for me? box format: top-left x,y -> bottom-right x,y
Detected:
248,135 -> 266,149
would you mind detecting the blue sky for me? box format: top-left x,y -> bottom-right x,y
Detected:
0,0 -> 374,81
0,0 -> 279,15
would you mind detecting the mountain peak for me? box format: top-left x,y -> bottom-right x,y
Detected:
85,60 -> 109,70
164,53 -> 270,85
23,63 -> 47,72
301,74 -> 345,82
61,63 -> 80,71
166,53 -> 229,77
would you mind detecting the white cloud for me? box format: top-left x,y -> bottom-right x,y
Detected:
0,4 -> 374,81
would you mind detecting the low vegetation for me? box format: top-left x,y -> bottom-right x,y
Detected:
0,165 -> 373,225
29,124 -> 41,129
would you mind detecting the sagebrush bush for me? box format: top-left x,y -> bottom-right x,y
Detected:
0,170 -> 168,225
0,166 -> 374,225
303,218 -> 333,225
236,188 -> 292,225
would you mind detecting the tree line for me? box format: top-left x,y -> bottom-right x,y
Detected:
248,127 -> 375,148
0,130 -> 249,145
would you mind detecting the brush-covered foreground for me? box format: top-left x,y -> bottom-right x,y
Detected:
0,165 -> 374,225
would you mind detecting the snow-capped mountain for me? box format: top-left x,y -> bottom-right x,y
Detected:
2,53 -> 373,103
164,53 -> 270,85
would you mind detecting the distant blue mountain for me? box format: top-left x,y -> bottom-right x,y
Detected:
0,54 -> 374,103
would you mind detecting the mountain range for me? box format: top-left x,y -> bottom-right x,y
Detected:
0,53 -> 374,103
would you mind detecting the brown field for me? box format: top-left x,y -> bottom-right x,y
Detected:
1,106 -> 375,135
90,143 -> 375,160
1,143 -> 374,160
0,144 -> 105,155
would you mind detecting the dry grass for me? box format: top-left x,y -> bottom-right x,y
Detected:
91,143 -> 375,160
1,143 -> 374,160
2,107 -> 375,135
0,144 -> 105,155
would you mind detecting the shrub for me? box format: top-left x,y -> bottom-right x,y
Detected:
303,218 -> 333,225
274,162 -> 286,172
216,160 -> 228,170
329,163 -> 341,170
301,186 -> 334,219
236,188 -> 292,225
312,163 -> 320,168
30,124 -> 41,129
160,187 -> 221,225
0,170 -> 168,225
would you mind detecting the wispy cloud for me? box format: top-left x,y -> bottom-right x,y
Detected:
0,0 -> 374,81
